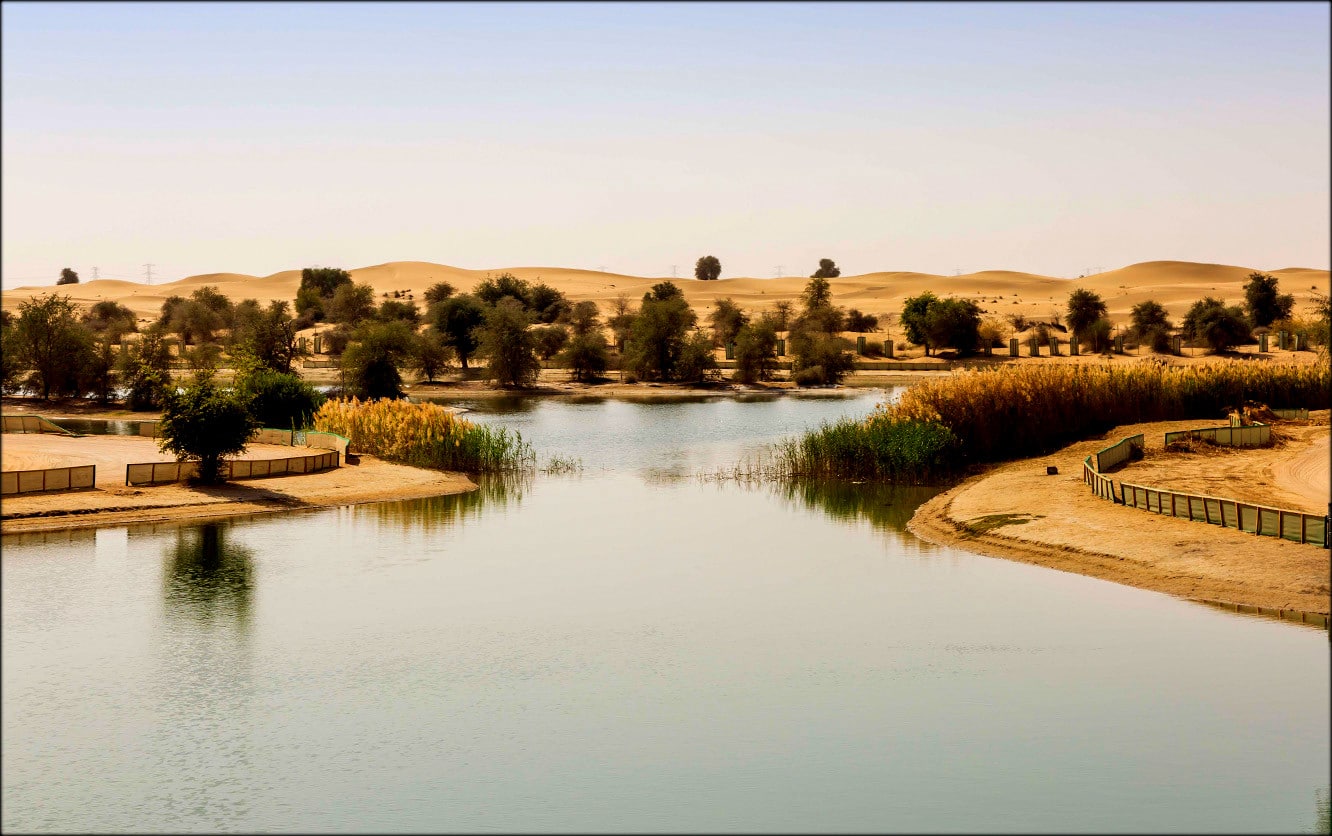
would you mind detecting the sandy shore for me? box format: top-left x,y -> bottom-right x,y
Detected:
908,414 -> 1331,617
2,453 -> 476,535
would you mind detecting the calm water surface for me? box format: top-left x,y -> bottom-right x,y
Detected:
3,392 -> 1328,833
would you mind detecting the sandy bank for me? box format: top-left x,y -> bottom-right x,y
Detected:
1,455 -> 476,535
907,415 -> 1331,617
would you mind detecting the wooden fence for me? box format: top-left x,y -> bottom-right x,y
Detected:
1,415 -> 80,436
1095,434 -> 1144,472
1163,423 -> 1270,448
1081,424 -> 1328,547
1,465 -> 96,495
125,450 -> 339,486
1120,483 -> 1327,547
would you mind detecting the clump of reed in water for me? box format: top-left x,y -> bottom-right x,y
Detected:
313,397 -> 534,474
778,360 -> 1329,480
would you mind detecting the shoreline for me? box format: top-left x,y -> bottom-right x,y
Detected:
1,455 -> 476,535
907,415 -> 1331,621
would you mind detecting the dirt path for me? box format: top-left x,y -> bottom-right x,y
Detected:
1273,433 -> 1330,512
907,414 -> 1331,617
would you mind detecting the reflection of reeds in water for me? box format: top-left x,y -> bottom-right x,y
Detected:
719,477 -> 940,534
163,523 -> 254,626
360,471 -> 533,534
1315,788 -> 1330,835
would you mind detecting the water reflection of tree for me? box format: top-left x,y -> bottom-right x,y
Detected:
768,478 -> 943,534
361,471 -> 532,534
163,523 -> 254,627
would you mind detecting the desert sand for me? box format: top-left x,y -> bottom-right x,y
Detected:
4,260 -> 1327,335
908,413 -> 1331,618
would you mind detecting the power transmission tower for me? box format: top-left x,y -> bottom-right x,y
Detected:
670,265 -> 677,279
92,266 -> 99,279
774,265 -> 784,278
143,263 -> 155,284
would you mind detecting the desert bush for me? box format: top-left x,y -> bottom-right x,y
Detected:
845,309 -> 879,332
313,397 -> 534,474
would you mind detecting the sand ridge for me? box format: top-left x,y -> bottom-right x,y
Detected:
5,260 -> 1327,330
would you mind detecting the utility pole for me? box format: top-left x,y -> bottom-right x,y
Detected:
143,263 -> 155,284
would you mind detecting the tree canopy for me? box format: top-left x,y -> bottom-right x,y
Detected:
810,258 -> 840,279
1242,272 -> 1294,328
57,268 -> 79,285
694,255 -> 721,281
158,372 -> 257,484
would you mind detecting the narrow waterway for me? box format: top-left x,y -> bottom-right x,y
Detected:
3,392 -> 1327,832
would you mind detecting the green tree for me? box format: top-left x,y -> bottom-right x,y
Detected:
1065,289 -> 1108,341
624,285 -> 697,380
295,267 -> 353,321
57,267 -> 79,285
87,335 -> 118,404
845,309 -> 879,332
732,319 -> 778,384
299,266 -> 352,297
789,331 -> 855,385
82,300 -> 138,340
341,321 -> 416,399
13,294 -> 96,399
899,292 -> 938,354
1129,299 -> 1173,352
557,301 -> 610,382
117,327 -> 173,410
694,255 -> 721,281
771,300 -> 793,331
1,318 -> 22,394
235,367 -> 325,429
924,298 -> 982,354
430,294 -> 487,369
607,294 -> 635,353
411,329 -> 453,382
475,272 -> 531,307
376,298 -> 420,324
802,276 -> 834,310
810,258 -> 840,279
558,332 -> 610,383
1243,272 -> 1294,328
326,282 -> 376,325
423,282 -> 455,305
676,332 -> 720,383
157,371 -> 257,484
708,298 -> 748,347
526,281 -> 570,324
478,298 -> 541,387
229,300 -> 305,374
531,324 -> 570,361
1183,297 -> 1251,352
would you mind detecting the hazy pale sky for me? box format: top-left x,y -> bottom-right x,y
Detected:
3,1 -> 1328,288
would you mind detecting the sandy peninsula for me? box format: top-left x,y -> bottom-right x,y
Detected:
908,413 -> 1331,618
1,435 -> 475,535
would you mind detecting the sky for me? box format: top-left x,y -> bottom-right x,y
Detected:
3,1 -> 1329,288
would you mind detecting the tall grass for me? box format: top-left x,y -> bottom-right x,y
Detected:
780,360 -> 1330,481
313,398 -> 535,474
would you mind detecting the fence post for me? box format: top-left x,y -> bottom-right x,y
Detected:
1009,337 -> 1019,357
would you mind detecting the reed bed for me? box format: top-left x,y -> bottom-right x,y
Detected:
781,360 -> 1330,480
313,398 -> 535,474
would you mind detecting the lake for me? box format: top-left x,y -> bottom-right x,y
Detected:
3,391 -> 1328,832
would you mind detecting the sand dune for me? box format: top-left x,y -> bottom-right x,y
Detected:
4,260 -> 1327,329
